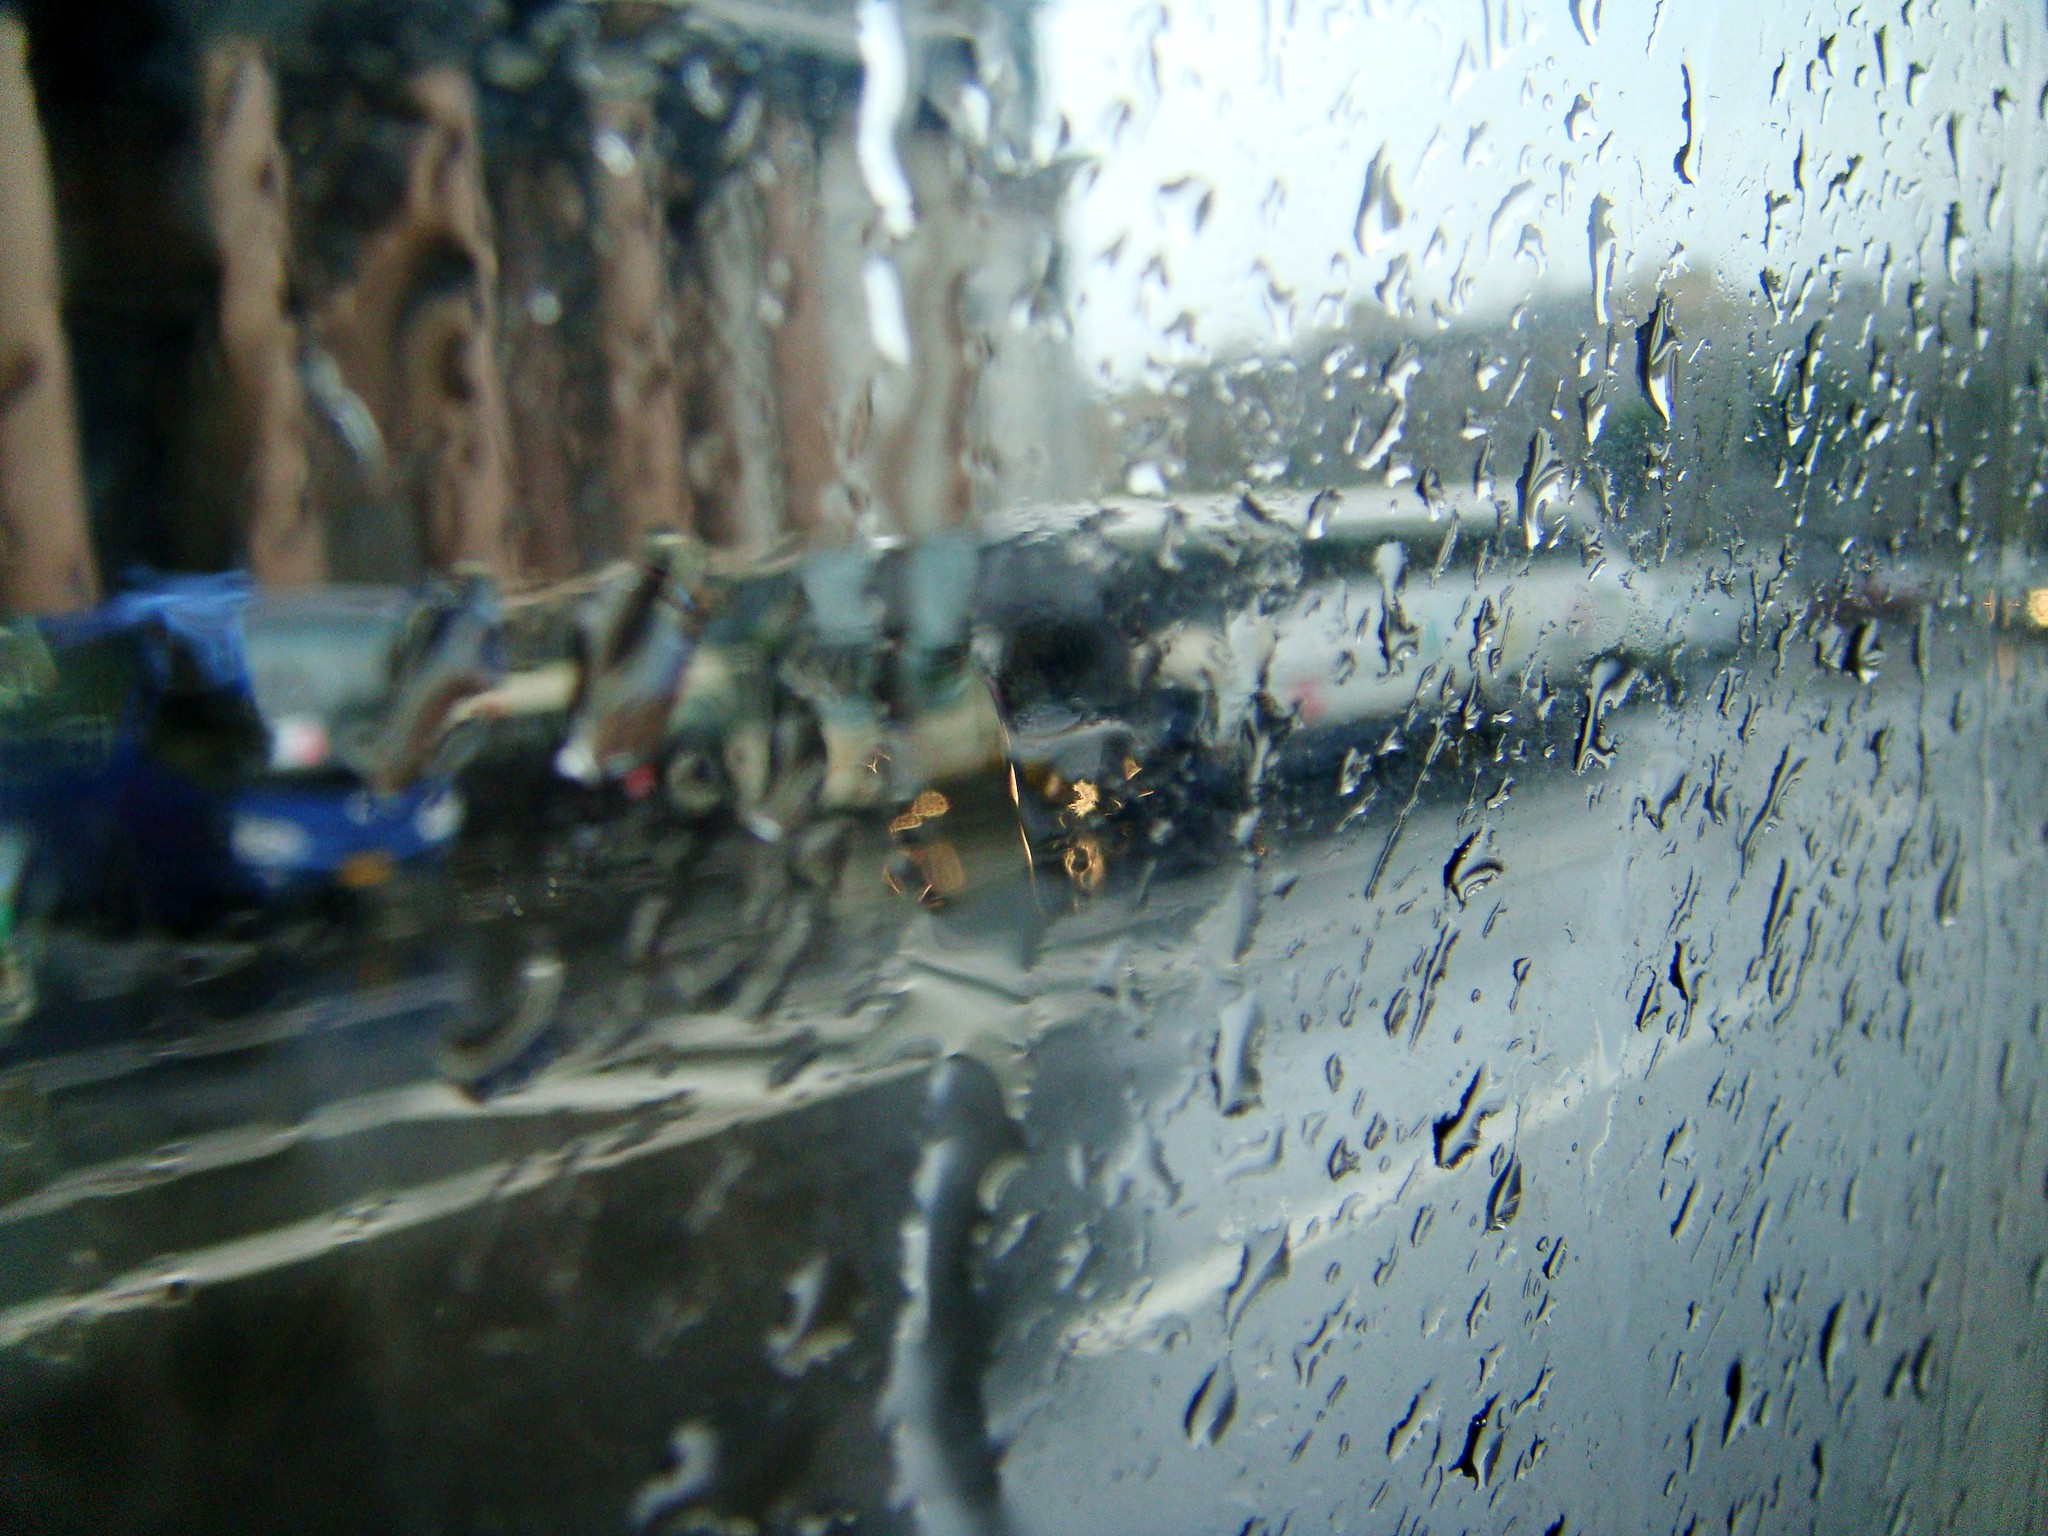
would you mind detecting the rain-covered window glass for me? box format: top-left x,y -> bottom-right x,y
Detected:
1,0 -> 2045,1531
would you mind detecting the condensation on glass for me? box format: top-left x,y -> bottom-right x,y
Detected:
0,0 -> 2044,1532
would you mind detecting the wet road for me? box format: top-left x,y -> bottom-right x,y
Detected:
1,626 -> 2045,1535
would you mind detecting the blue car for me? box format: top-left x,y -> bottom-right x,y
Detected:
0,574 -> 492,933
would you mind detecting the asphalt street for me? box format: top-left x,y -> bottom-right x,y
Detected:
0,624 -> 2044,1536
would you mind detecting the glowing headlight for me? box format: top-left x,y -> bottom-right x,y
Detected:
268,715 -> 330,770
415,789 -> 464,844
553,737 -> 600,785
231,815 -> 311,869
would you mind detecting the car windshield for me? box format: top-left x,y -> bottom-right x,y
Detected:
241,588 -> 410,747
0,632 -> 146,757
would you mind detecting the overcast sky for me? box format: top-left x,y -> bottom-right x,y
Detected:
1029,0 -> 2038,384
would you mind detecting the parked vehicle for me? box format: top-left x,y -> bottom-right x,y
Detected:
0,573 -> 494,938
554,534 -> 707,792
982,486 -> 1752,865
463,490 -> 1752,889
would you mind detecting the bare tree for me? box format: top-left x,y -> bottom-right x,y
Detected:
314,65 -> 516,580
588,84 -> 692,549
761,109 -> 841,548
0,15 -> 97,615
699,158 -> 789,555
201,39 -> 324,586
500,159 -> 583,580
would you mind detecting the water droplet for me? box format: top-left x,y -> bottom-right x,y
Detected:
863,254 -> 912,367
1328,1137 -> 1361,1179
631,1422 -> 719,1530
1451,1395 -> 1503,1484
1638,295 -> 1679,427
1588,196 -> 1618,326
1579,378 -> 1608,444
1382,343 -> 1424,401
1444,832 -> 1504,906
1485,1157 -> 1523,1230
1565,92 -> 1597,142
1721,1358 -> 1748,1446
1214,995 -> 1264,1117
1819,1298 -> 1846,1386
767,1254 -> 857,1375
1351,400 -> 1406,473
1225,1227 -> 1291,1335
1433,1069 -> 1491,1169
1818,618 -> 1883,683
855,0 -> 916,239
1304,488 -> 1338,540
1673,63 -> 1700,184
1573,656 -> 1638,773
1215,864 -> 1263,961
1943,202 -> 1968,283
1374,541 -> 1419,668
1354,146 -> 1405,258
1387,1381 -> 1442,1461
1449,41 -> 1480,101
1570,0 -> 1602,46
881,1058 -> 1019,1536
682,56 -> 730,119
1185,1358 -> 1239,1446
593,130 -> 638,179
1517,429 -> 1568,551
